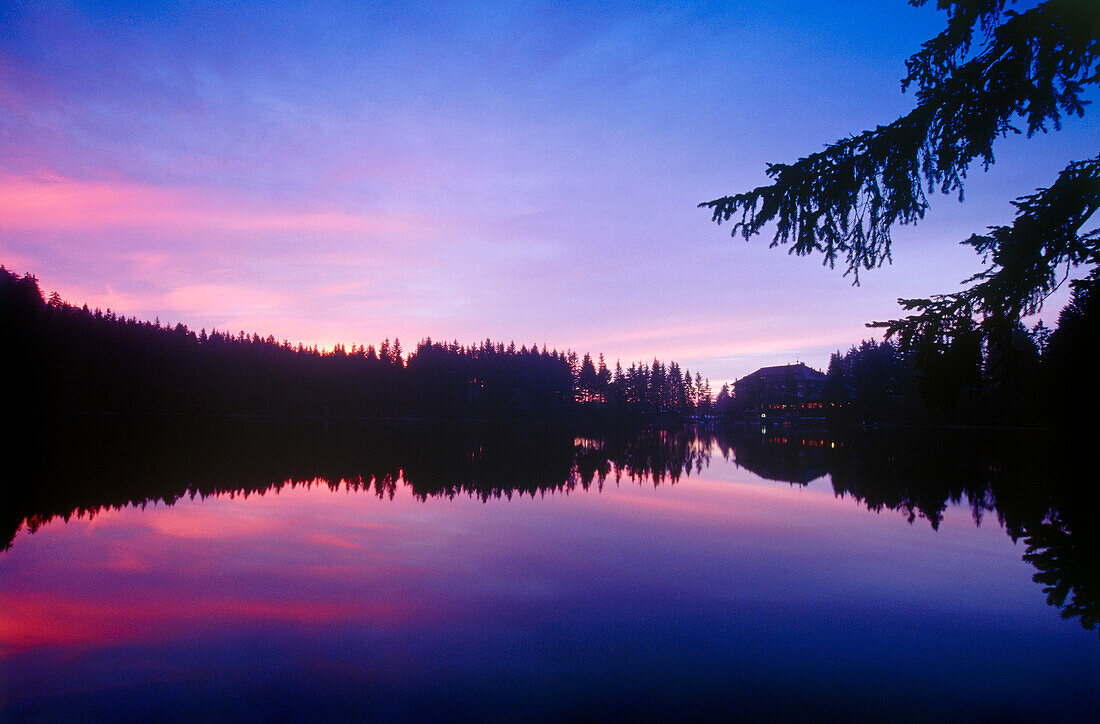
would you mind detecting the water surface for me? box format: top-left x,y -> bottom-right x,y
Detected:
1,421 -> 1096,719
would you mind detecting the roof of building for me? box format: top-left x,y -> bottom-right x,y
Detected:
735,362 -> 826,385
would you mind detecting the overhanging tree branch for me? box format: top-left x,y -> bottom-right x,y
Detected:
870,153 -> 1099,348
701,0 -> 1099,286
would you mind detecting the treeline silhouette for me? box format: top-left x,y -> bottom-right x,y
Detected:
817,284 -> 1094,424
2,267 -> 713,420
708,282 -> 1096,425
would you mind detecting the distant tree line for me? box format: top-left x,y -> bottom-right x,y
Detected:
2,267 -> 713,420
827,282 -> 1092,425
711,281 -> 1095,426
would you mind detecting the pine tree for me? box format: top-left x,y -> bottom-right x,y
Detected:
702,0 -> 1099,360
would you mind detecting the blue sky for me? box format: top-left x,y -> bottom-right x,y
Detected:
2,0 -> 1095,384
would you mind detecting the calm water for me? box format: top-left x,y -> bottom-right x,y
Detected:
1,421 -> 1096,720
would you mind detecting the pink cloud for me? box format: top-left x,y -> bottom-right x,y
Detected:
161,283 -> 289,315
0,172 -> 427,235
577,316 -> 873,371
0,249 -> 40,272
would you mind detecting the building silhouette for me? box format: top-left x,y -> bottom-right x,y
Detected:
733,362 -> 828,422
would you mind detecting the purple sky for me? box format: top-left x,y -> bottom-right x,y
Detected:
2,1 -> 1096,384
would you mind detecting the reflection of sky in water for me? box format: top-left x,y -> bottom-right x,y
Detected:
2,459 -> 1097,719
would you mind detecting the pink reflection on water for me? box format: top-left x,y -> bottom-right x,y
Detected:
0,484 -> 436,655
0,592 -> 374,652
0,466 -> 1032,671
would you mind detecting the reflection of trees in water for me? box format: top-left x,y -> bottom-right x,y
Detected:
3,419 -> 717,550
718,431 -> 831,485
4,419 -> 1093,634
1023,511 -> 1098,632
726,426 -> 1097,635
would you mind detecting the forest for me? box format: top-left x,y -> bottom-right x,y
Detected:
710,280 -> 1096,426
2,266 -> 714,421
7,264 -> 1094,426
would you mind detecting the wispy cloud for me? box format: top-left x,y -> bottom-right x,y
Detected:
0,172 -> 426,235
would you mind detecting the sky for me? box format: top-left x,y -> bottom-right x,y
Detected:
2,0 -> 1096,385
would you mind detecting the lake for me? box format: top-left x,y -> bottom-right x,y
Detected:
1,420 -> 1096,720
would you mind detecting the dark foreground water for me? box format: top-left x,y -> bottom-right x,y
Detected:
1,420 -> 1096,720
